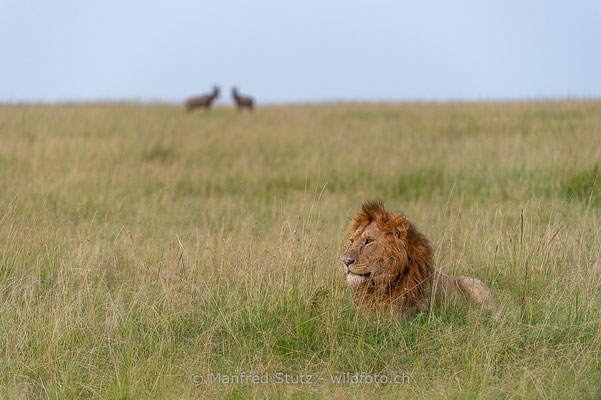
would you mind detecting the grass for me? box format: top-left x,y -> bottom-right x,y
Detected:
1,101 -> 601,398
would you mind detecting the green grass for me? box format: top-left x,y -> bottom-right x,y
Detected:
562,163 -> 601,206
1,101 -> 601,398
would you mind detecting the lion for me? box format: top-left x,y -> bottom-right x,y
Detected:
341,201 -> 498,319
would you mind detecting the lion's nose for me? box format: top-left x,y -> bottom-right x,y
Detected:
341,256 -> 355,267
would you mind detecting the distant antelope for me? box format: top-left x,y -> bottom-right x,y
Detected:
185,86 -> 219,111
231,87 -> 254,111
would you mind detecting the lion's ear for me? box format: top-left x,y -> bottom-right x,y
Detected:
391,215 -> 410,240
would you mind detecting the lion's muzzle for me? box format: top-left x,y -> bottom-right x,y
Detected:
341,255 -> 355,267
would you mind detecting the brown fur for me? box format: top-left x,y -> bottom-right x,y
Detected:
341,201 -> 498,319
185,86 -> 219,111
231,87 -> 254,111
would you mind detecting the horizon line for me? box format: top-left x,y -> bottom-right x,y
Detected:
1,95 -> 601,107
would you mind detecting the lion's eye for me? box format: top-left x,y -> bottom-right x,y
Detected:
349,239 -> 354,244
364,239 -> 373,246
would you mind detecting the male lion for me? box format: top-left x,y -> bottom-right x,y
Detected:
341,201 -> 498,319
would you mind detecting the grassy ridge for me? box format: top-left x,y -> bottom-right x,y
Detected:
1,102 -> 600,398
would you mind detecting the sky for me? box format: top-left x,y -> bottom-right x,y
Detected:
1,0 -> 600,104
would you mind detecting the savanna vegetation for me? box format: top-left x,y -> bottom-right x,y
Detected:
1,101 -> 600,398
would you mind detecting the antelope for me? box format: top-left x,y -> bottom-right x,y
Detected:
185,86 -> 219,111
231,87 -> 254,111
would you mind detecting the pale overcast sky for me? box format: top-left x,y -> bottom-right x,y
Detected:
1,0 -> 600,104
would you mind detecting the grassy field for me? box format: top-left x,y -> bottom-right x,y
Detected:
1,101 -> 601,399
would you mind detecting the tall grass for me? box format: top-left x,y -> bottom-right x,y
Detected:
1,101 -> 600,398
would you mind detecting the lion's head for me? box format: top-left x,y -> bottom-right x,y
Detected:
341,201 -> 435,312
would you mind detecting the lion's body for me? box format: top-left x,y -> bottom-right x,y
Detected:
342,201 -> 498,318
